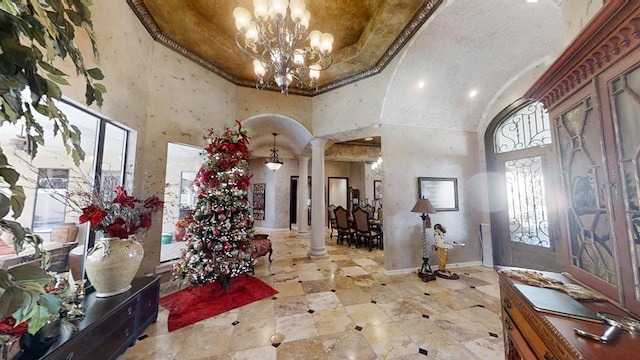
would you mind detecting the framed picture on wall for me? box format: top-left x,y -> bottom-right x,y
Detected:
418,177 -> 458,211
253,183 -> 266,220
374,180 -> 383,201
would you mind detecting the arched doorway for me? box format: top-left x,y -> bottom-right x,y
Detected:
485,99 -> 563,271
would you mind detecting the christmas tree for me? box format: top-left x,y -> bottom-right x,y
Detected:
172,122 -> 254,288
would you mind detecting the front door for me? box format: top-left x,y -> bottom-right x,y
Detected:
487,100 -> 563,271
495,147 -> 562,270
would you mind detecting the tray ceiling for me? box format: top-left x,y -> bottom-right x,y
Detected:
127,0 -> 442,96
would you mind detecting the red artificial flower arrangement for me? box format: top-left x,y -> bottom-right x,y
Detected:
196,121 -> 252,191
0,316 -> 28,340
79,186 -> 164,239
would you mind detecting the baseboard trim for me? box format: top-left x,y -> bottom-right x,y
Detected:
446,260 -> 484,268
155,260 -> 178,274
382,260 -> 484,276
254,227 -> 290,233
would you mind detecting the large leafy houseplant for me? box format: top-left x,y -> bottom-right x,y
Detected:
0,0 -> 105,335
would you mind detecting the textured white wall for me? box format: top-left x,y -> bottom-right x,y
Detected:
236,88 -> 313,132
47,1 -> 239,274
250,158 -> 300,230
561,0 -> 605,44
310,57 -> 397,137
381,125 -> 480,271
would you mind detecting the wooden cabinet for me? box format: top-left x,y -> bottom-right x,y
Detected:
505,2 -> 640,358
499,267 -> 640,360
524,0 -> 640,316
21,276 -> 161,360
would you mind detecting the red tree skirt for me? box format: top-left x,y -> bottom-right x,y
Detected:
159,275 -> 278,332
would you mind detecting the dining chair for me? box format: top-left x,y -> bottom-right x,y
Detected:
334,206 -> 355,245
327,205 -> 338,239
353,207 -> 383,251
363,204 -> 375,219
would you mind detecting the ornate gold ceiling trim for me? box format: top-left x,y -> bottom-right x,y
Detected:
127,0 -> 442,97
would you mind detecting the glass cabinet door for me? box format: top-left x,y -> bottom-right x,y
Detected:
608,61 -> 640,313
555,91 -> 619,300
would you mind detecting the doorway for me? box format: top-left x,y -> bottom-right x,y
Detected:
289,176 -> 311,230
485,100 -> 562,271
328,177 -> 349,209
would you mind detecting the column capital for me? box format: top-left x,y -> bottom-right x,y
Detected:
310,138 -> 328,147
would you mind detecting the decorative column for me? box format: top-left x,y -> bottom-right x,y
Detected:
297,156 -> 310,238
309,138 -> 328,258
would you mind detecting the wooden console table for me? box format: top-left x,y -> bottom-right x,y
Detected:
499,267 -> 640,360
20,276 -> 161,360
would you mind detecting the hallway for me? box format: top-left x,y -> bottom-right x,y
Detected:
120,230 -> 504,359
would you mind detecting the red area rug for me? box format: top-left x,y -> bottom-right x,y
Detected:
159,275 -> 278,332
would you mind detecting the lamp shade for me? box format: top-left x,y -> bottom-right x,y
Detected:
265,132 -> 283,171
411,198 -> 436,214
233,7 -> 252,32
265,160 -> 283,171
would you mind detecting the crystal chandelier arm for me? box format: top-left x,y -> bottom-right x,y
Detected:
232,1 -> 334,95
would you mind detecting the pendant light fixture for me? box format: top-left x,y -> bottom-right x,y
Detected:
265,133 -> 284,171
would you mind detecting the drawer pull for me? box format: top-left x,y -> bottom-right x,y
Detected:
502,298 -> 511,309
65,352 -> 74,360
125,328 -> 130,337
544,352 -> 553,360
147,299 -> 152,308
127,306 -> 132,315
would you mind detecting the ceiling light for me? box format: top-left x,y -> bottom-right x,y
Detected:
371,155 -> 383,176
418,81 -> 425,88
469,89 -> 478,98
265,133 -> 284,171
526,0 -> 538,3
364,137 -> 373,141
233,1 -> 334,95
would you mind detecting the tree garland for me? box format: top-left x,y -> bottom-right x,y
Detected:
172,121 -> 254,288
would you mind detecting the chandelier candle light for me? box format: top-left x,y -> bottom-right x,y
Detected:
265,132 -> 284,171
371,155 -> 383,175
233,0 -> 334,94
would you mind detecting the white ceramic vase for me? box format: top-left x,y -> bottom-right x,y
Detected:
85,236 -> 144,297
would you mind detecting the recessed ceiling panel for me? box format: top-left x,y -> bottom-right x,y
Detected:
129,0 -> 442,96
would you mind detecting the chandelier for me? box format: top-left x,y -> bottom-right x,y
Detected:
265,133 -> 284,171
371,155 -> 383,176
233,0 -> 334,95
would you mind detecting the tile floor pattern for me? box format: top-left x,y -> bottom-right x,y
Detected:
119,231 -> 505,360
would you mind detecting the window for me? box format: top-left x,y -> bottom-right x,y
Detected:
0,98 -> 130,242
33,168 -> 70,231
160,143 -> 203,263
494,101 -> 552,154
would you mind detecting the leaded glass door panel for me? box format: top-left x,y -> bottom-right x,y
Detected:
607,59 -> 640,313
555,88 -> 619,300
498,150 -> 560,270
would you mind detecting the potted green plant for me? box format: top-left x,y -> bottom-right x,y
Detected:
0,0 -> 105,336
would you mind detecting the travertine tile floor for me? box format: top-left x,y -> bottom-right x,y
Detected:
119,230 -> 505,360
